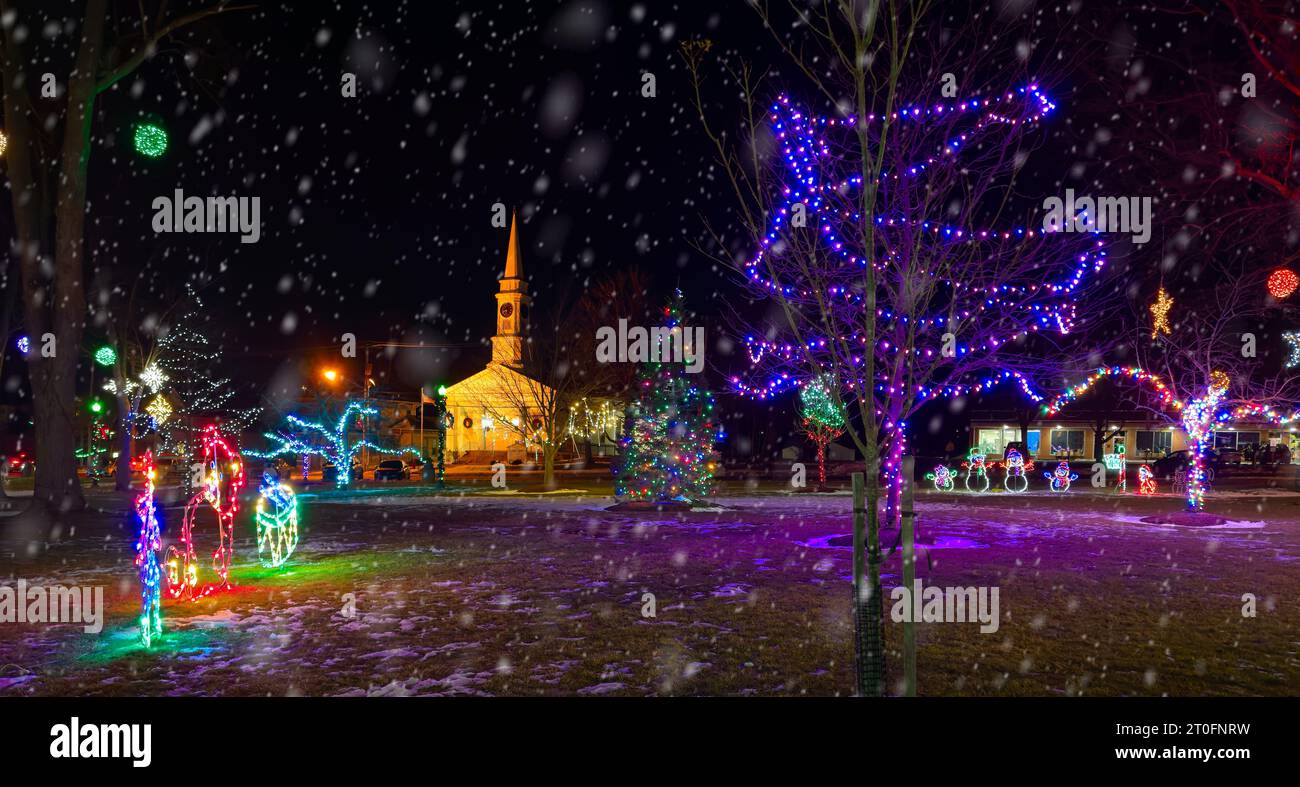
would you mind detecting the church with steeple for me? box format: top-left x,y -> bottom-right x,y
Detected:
442,213 -> 553,458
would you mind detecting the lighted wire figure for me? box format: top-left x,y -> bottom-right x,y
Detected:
254,471 -> 299,568
1103,445 -> 1127,492
1137,464 -> 1158,495
133,451 -> 163,647
962,449 -> 990,493
926,464 -> 956,492
166,426 -> 245,600
1044,460 -> 1078,492
1002,448 -> 1034,493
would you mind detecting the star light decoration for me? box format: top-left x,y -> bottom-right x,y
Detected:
145,395 -> 173,426
103,363 -> 168,397
1149,287 -> 1174,339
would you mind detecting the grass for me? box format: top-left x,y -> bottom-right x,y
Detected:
1,487 -> 1297,696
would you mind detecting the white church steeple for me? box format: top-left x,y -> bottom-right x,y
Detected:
491,211 -> 530,367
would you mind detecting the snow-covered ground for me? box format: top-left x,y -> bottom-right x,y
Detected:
1,489 -> 1297,696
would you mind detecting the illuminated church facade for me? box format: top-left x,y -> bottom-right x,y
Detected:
443,214 -> 624,461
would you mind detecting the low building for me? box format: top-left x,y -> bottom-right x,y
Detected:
968,410 -> 1300,464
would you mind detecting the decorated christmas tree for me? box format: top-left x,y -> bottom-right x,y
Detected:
797,375 -> 847,489
614,291 -> 721,503
155,285 -> 260,483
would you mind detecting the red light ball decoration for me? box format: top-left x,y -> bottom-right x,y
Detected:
1267,268 -> 1299,299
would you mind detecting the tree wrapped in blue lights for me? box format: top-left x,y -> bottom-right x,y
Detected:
248,401 -> 414,489
699,80 -> 1106,532
614,291 -> 722,503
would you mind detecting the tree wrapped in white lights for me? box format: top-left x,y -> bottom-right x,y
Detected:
155,285 -> 260,459
248,402 -> 415,489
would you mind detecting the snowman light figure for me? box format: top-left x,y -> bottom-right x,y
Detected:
1137,464 -> 1158,495
1044,460 -> 1078,492
926,464 -> 956,492
1002,448 -> 1034,493
962,449 -> 990,493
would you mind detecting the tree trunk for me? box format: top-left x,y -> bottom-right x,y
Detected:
115,392 -> 133,491
855,444 -> 886,697
543,444 -> 557,490
2,0 -> 111,514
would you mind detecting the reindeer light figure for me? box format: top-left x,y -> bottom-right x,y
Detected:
166,426 -> 245,600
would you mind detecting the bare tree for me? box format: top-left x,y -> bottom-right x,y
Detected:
0,0 -> 248,513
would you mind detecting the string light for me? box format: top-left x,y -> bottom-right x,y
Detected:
1267,268 -> 1299,299
1284,332 -> 1300,368
15,335 -> 29,354
1043,460 -> 1078,492
94,346 -> 117,366
1043,366 -> 1181,416
165,426 -> 245,600
248,401 -> 415,489
133,451 -> 163,647
254,471 -> 299,568
1149,287 -> 1174,339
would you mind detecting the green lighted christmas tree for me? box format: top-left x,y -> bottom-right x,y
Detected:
797,375 -> 847,488
614,291 -> 722,502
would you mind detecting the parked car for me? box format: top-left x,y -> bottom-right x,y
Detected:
403,458 -> 427,479
1217,446 -> 1244,465
323,461 -> 363,483
1151,449 -> 1224,481
373,459 -> 408,481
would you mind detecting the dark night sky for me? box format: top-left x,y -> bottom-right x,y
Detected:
3,0 -> 1295,460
